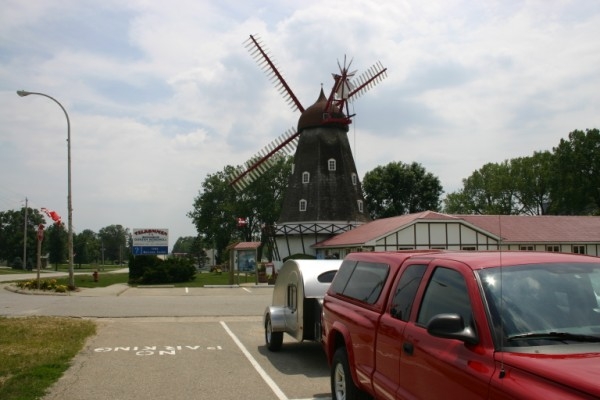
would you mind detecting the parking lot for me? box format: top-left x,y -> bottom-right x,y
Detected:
1,282 -> 332,400
43,317 -> 331,400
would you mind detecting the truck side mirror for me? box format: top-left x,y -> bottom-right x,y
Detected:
427,313 -> 479,345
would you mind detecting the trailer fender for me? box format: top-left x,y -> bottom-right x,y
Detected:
264,306 -> 287,332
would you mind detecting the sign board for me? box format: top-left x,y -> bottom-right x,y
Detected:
132,228 -> 168,255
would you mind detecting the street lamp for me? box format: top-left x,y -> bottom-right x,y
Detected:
17,90 -> 74,288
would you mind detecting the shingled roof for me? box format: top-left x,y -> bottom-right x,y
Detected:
313,211 -> 600,248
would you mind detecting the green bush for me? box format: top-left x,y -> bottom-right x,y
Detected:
130,256 -> 196,284
11,257 -> 22,269
163,258 -> 196,282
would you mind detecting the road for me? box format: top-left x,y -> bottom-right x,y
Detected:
0,275 -> 332,400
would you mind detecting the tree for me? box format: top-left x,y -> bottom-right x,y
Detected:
510,151 -> 553,215
172,235 -> 209,267
188,156 -> 292,264
0,207 -> 44,267
362,161 -> 443,219
445,129 -> 600,216
444,162 -> 516,215
550,129 -> 600,215
98,225 -> 129,264
74,229 -> 100,267
46,222 -> 67,267
233,156 -> 292,261
188,167 -> 238,265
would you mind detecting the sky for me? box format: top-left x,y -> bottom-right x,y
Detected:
1,0 -> 599,249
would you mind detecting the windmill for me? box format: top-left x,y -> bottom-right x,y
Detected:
230,34 -> 387,260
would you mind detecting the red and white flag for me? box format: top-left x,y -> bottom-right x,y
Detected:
41,208 -> 61,224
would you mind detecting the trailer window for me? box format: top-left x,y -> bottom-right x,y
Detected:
318,270 -> 338,283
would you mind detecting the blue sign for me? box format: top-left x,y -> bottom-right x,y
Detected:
132,246 -> 168,255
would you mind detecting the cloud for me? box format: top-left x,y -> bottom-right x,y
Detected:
1,0 -> 599,246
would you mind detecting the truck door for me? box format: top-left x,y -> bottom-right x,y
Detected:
372,263 -> 427,400
397,263 -> 495,400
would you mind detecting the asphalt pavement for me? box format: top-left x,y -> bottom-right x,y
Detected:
0,270 -> 333,400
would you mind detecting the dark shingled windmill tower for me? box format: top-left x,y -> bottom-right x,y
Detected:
230,35 -> 387,260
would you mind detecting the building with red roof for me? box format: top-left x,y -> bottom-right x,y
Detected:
312,211 -> 600,259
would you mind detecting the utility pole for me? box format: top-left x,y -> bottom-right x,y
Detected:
22,197 -> 28,270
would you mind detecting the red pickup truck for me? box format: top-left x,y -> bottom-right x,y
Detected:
321,250 -> 600,400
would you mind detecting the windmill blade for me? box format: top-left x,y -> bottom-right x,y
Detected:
347,61 -> 388,102
229,128 -> 300,192
244,34 -> 305,113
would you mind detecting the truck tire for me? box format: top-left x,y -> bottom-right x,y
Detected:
331,347 -> 369,400
265,315 -> 283,352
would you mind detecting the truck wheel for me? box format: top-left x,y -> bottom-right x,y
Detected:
331,347 -> 366,400
265,315 -> 283,352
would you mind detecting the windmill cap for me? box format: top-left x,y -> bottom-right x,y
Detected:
297,89 -> 348,133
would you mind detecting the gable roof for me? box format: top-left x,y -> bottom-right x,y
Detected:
313,211 -> 459,247
313,211 -> 600,248
230,241 -> 261,250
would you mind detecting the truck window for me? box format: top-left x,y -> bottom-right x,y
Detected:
330,260 -> 357,294
417,267 -> 471,326
341,262 -> 389,304
390,264 -> 427,321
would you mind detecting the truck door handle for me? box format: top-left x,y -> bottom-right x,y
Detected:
403,342 -> 414,355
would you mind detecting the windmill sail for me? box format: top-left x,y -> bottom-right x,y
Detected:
244,34 -> 305,113
229,128 -> 299,192
348,61 -> 387,102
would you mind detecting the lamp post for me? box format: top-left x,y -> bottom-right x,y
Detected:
17,90 -> 74,288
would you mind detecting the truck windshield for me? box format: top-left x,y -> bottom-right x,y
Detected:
478,263 -> 600,347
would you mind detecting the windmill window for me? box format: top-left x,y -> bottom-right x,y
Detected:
302,171 -> 310,183
299,199 -> 307,212
351,173 -> 357,185
357,200 -> 364,213
328,159 -> 337,171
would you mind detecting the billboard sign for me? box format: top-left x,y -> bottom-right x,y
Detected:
132,228 -> 168,255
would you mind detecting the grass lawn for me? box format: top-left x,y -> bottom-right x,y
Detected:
8,269 -> 253,290
0,316 -> 96,400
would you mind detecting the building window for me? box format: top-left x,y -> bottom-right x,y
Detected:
547,245 -> 560,252
302,171 -> 310,183
351,173 -> 357,185
328,158 -> 336,171
520,245 -> 534,251
573,245 -> 586,254
357,200 -> 363,213
299,199 -> 307,212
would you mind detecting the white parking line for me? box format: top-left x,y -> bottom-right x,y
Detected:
242,287 -> 252,293
220,321 -> 288,400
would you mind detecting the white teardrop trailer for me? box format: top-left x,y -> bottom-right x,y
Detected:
263,259 -> 342,351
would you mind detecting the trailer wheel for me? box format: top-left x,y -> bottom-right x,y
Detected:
265,315 -> 283,352
331,347 -> 369,400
